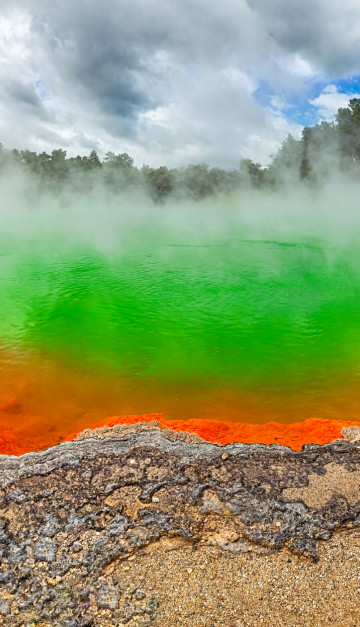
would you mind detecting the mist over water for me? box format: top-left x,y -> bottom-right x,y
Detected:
2,174 -> 360,449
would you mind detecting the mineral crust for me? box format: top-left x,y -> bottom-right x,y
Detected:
0,421 -> 360,626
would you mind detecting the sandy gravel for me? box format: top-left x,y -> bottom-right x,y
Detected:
110,529 -> 360,627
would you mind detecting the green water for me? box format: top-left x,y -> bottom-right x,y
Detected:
1,226 -> 360,424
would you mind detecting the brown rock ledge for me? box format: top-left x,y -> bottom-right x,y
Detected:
0,422 -> 360,626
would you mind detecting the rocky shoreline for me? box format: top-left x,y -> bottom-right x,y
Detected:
0,421 -> 360,626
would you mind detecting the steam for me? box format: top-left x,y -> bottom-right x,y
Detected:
3,93 -> 360,256
1,162 -> 360,259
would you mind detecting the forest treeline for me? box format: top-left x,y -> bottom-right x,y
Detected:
2,98 -> 360,201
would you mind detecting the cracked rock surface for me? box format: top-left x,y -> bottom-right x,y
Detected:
0,422 -> 360,625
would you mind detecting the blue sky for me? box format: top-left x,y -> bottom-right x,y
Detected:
1,0 -> 360,168
254,75 -> 360,127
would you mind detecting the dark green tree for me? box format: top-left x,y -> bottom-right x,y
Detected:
336,98 -> 360,162
181,163 -> 214,198
239,159 -> 265,187
144,166 -> 176,202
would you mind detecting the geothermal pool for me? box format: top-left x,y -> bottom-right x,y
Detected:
1,211 -> 360,453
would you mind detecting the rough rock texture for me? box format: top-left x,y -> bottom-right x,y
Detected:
0,422 -> 360,625
342,425 -> 360,443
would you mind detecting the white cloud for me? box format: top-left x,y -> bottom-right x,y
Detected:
309,85 -> 359,120
0,10 -> 30,59
0,0 -> 360,166
279,53 -> 317,78
222,68 -> 258,93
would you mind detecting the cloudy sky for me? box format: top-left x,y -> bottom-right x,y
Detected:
1,0 -> 360,168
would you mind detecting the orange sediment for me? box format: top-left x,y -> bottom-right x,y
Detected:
65,414 -> 360,452
1,415 -> 359,456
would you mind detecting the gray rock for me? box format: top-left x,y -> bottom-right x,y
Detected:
34,537 -> 57,562
0,427 -> 359,623
0,600 -> 10,615
97,584 -> 120,610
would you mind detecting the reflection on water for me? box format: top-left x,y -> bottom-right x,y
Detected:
1,232 -> 360,447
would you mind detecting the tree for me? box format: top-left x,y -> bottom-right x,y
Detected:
77,150 -> 102,171
300,127 -> 312,180
181,163 -> 214,198
49,148 -> 68,183
104,152 -> 134,170
88,150 -> 101,168
336,98 -> 360,162
103,152 -> 136,189
145,166 -> 176,202
239,159 -> 265,187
